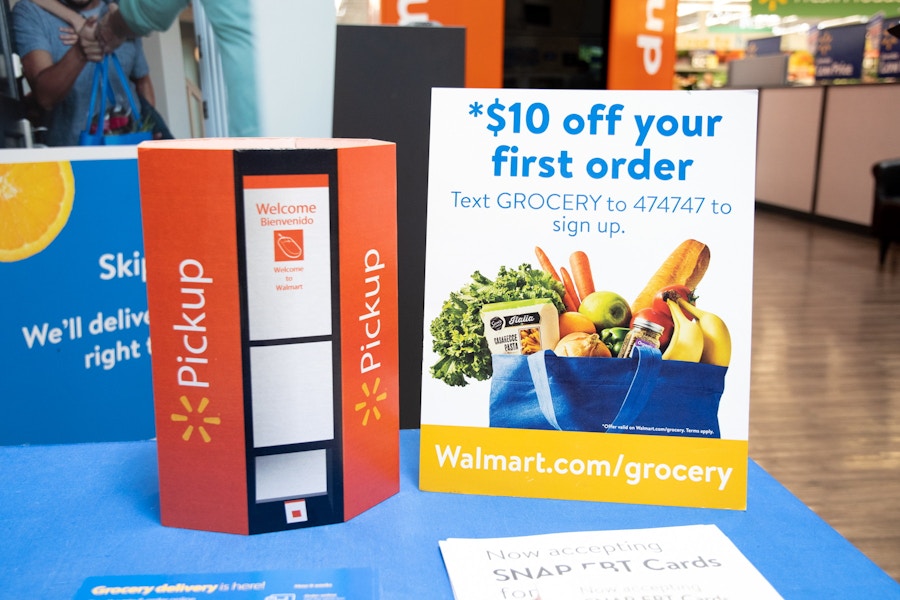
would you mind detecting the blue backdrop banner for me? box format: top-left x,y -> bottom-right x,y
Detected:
0,147 -> 153,445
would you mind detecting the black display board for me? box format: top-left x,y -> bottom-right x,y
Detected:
333,24 -> 466,428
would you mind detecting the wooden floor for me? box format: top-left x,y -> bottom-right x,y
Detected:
749,208 -> 900,583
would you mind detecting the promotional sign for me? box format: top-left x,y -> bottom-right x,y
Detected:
607,0 -> 678,90
815,23 -> 867,80
879,17 -> 900,76
439,525 -> 782,600
138,138 -> 399,534
0,147 -> 153,445
419,88 -> 757,510
380,0 -> 504,88
746,36 -> 783,57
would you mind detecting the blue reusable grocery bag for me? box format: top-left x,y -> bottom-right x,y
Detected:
78,54 -> 153,146
489,345 -> 725,438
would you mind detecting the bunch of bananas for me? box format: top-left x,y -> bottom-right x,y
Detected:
661,298 -> 731,367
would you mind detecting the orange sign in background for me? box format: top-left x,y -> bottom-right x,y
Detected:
380,0 -> 504,88
607,0 -> 678,90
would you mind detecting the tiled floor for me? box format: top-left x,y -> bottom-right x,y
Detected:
749,208 -> 900,582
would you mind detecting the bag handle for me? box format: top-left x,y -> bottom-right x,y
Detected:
608,345 -> 662,428
526,350 -> 562,430
83,56 -> 107,137
83,54 -> 143,134
109,53 -> 142,123
527,345 -> 663,432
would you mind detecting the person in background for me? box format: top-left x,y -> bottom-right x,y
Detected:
88,0 -> 259,137
12,0 -> 164,146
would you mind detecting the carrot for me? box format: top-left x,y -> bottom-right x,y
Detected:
534,246 -> 561,280
569,251 -> 595,301
534,246 -> 578,310
559,267 -> 580,311
537,246 -> 578,311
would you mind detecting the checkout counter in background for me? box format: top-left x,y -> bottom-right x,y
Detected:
754,81 -> 900,230
723,20 -> 900,232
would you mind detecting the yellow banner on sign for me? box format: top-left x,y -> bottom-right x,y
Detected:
419,424 -> 748,510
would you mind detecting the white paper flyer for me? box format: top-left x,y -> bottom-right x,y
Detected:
439,525 -> 782,600
419,88 -> 757,509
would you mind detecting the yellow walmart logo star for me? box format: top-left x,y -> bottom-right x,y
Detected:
355,377 -> 387,426
758,0 -> 787,12
171,396 -> 220,442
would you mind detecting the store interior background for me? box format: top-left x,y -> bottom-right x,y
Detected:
2,0 -> 899,584
3,0 -> 896,141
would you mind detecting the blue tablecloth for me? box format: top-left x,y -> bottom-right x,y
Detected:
1,430 -> 897,599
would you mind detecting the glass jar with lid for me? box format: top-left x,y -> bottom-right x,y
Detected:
617,317 -> 665,358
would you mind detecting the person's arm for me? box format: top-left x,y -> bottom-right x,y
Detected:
133,73 -> 155,106
13,0 -> 99,110
94,3 -> 131,55
94,0 -> 190,54
20,42 -> 89,111
115,0 -> 189,37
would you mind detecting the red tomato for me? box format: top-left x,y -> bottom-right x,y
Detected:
631,307 -> 675,349
651,285 -> 697,316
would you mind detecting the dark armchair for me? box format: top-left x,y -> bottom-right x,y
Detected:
871,158 -> 900,265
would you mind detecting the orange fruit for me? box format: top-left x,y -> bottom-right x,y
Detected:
0,161 -> 74,262
558,311 -> 596,338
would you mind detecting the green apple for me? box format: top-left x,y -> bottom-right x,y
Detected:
578,291 -> 633,331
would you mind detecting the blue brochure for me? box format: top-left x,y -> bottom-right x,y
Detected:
74,569 -> 377,599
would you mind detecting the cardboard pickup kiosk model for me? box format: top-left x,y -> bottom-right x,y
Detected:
137,138 -> 399,534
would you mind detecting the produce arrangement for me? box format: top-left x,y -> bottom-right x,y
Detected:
429,265 -> 566,387
429,239 -> 732,387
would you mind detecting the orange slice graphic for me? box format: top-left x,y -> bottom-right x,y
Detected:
0,161 -> 75,262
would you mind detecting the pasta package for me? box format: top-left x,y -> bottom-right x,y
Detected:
481,299 -> 560,356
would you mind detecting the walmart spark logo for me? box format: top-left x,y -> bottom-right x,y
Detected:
758,0 -> 786,12
355,377 -> 387,426
818,32 -> 833,56
171,395 -> 221,442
